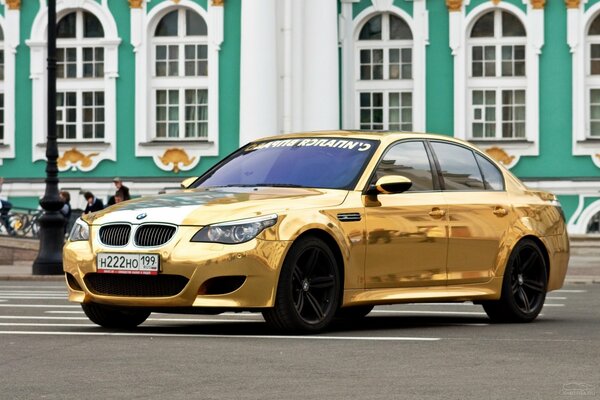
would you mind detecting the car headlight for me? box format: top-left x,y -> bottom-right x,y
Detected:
191,214 -> 278,244
69,218 -> 90,242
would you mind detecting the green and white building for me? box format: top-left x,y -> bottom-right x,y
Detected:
0,0 -> 599,234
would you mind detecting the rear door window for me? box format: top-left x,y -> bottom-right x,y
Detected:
475,153 -> 505,190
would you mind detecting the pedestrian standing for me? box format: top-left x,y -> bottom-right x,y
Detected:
83,192 -> 104,214
107,177 -> 131,206
59,191 -> 72,233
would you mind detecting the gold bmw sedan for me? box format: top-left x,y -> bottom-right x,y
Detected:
63,131 -> 569,332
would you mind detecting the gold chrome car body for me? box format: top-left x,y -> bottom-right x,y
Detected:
63,131 -> 569,330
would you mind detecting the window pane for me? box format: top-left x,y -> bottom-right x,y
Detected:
589,16 -> 600,35
57,13 -> 76,38
471,12 -> 494,38
359,15 -> 382,40
475,153 -> 504,190
431,142 -> 485,190
372,141 -> 434,191
155,10 -> 178,37
389,15 -> 412,40
502,12 -> 525,37
0,27 -> 3,41
186,10 -> 207,36
83,12 -> 104,38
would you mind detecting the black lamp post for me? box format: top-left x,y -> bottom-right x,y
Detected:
33,0 -> 65,275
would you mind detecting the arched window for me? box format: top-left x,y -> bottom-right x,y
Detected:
56,10 -> 105,141
0,25 -> 4,143
151,8 -> 208,139
355,13 -> 413,131
467,10 -> 526,140
587,16 -> 600,137
587,210 -> 600,234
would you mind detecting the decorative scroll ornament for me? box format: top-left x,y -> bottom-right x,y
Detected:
128,0 -> 143,8
58,148 -> 99,171
485,147 -> 515,166
530,0 -> 545,9
565,0 -> 580,8
491,0 -> 501,5
171,0 -> 181,4
6,0 -> 21,10
155,148 -> 198,173
211,0 -> 224,5
446,0 -> 462,12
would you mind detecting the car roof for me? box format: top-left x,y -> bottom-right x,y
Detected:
256,130 -> 471,146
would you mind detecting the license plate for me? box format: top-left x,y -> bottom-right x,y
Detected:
97,253 -> 160,275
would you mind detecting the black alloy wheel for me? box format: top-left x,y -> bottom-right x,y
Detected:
263,237 -> 341,332
483,239 -> 548,323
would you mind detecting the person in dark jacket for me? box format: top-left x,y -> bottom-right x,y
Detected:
83,192 -> 104,214
59,191 -> 72,233
107,177 -> 131,206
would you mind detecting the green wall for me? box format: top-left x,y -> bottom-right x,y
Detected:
2,0 -> 241,180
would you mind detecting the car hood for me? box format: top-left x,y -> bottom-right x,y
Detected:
83,187 -> 349,226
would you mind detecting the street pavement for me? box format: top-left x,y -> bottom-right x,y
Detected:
0,280 -> 598,399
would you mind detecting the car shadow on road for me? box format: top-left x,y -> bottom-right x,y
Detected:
124,314 -> 498,336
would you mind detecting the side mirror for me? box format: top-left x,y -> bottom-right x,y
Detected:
372,175 -> 412,195
180,177 -> 198,189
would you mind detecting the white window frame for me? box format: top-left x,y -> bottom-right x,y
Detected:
26,0 -> 120,172
56,10 -> 105,142
0,8 -> 18,166
570,2 -> 600,168
450,0 -> 543,168
354,13 -> 414,131
340,0 -> 428,132
150,8 -> 209,141
132,0 -> 223,172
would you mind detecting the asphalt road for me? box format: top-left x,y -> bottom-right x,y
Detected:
0,282 -> 598,400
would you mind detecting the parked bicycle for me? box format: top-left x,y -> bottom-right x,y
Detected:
0,208 -> 42,238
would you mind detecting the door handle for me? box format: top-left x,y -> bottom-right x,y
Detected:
428,208 -> 446,218
493,207 -> 508,217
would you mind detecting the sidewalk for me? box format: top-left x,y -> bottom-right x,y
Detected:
0,254 -> 598,283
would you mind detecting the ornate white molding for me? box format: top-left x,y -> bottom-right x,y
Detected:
341,0 -> 428,131
450,1 -> 543,168
568,196 -> 600,234
25,0 -> 121,171
133,0 -> 221,171
569,1 -> 600,168
0,7 -> 19,166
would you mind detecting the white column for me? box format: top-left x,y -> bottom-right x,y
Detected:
239,0 -> 278,145
302,0 -> 340,131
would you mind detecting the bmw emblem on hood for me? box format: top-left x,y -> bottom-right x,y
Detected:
136,213 -> 147,220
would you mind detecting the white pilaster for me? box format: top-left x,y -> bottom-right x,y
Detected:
0,6 -> 19,165
239,0 -> 278,145
301,0 -> 339,131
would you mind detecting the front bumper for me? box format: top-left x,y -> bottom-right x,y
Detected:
63,226 -> 289,309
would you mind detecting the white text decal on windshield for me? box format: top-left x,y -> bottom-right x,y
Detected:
246,138 -> 372,152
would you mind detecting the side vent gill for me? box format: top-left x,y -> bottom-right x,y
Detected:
337,213 -> 362,222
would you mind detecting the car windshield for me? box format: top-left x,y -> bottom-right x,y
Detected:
194,137 -> 379,190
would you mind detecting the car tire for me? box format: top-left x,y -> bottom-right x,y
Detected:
482,239 -> 548,323
335,305 -> 374,319
82,302 -> 150,329
263,237 -> 341,333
